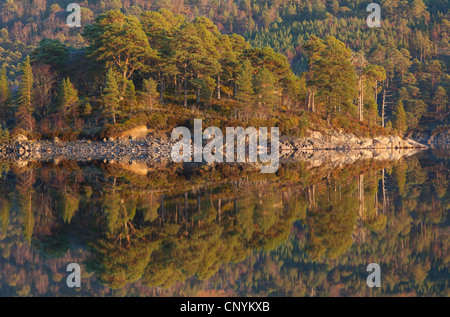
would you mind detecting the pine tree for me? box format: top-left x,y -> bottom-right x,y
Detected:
123,80 -> 137,110
366,99 -> 379,128
393,101 -> 407,136
17,56 -> 34,132
18,56 -> 34,111
0,64 -> 11,121
82,102 -> 92,117
236,60 -> 254,104
85,11 -> 156,89
102,68 -> 120,124
305,36 -> 357,121
253,66 -> 277,111
141,78 -> 158,112
432,86 -> 448,121
170,23 -> 208,107
57,78 -> 79,122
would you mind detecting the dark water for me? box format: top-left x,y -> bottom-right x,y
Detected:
0,150 -> 448,297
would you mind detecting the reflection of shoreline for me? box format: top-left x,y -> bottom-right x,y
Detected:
0,148 -> 428,175
279,148 -> 426,168
0,129 -> 429,162
0,140 -> 427,166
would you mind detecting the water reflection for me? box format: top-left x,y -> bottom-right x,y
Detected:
0,150 -> 448,296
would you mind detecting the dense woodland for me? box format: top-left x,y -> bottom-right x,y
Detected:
0,0 -> 448,141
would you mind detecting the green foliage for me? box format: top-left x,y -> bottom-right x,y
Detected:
123,80 -> 137,109
305,36 -> 358,119
57,78 -> 79,120
0,64 -> 11,122
393,101 -> 407,136
31,39 -> 68,72
432,86 -> 448,121
0,123 -> 9,142
82,102 -> 92,117
85,10 -> 157,91
16,56 -> 34,132
102,68 -> 121,124
0,2 -> 447,137
17,56 -> 33,112
236,59 -> 254,104
253,66 -> 277,111
140,78 -> 158,111
0,64 -> 11,107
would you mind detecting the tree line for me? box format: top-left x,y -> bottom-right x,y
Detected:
0,0 -> 447,139
1,8 -> 417,140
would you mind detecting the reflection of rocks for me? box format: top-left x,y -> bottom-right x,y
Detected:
279,148 -> 423,169
0,138 -> 176,163
0,129 -> 428,165
411,127 -> 450,149
281,130 -> 428,151
427,128 -> 450,148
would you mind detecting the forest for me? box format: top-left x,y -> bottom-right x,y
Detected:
0,0 -> 447,142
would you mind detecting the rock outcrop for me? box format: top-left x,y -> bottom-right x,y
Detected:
280,130 -> 428,151
0,129 -> 428,162
411,127 -> 449,149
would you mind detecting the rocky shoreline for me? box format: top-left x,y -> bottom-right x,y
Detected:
411,127 -> 450,149
280,130 -> 428,151
0,130 -> 429,162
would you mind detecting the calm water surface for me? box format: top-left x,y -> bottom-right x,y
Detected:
0,149 -> 448,296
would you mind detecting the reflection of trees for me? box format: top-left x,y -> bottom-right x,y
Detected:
16,169 -> 35,245
0,152 -> 447,296
306,178 -> 358,260
204,155 -> 447,297
88,188 -> 306,289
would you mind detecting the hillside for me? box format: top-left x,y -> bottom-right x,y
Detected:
0,0 -> 448,141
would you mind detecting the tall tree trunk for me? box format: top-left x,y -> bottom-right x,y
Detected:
217,74 -> 221,100
184,66 -> 188,108
160,76 -> 165,105
312,89 -> 315,113
358,77 -> 364,121
307,88 -> 311,111
382,90 -> 385,128
382,169 -> 386,214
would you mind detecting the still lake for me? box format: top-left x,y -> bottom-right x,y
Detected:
0,149 -> 448,296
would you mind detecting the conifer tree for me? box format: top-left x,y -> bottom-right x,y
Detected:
141,78 -> 158,112
0,64 -> 11,121
57,78 -> 79,122
253,67 -> 277,111
82,102 -> 92,117
236,60 -> 254,104
393,101 -> 407,136
311,37 -> 357,122
16,56 -> 34,132
124,80 -> 137,110
102,68 -> 120,124
432,86 -> 448,121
